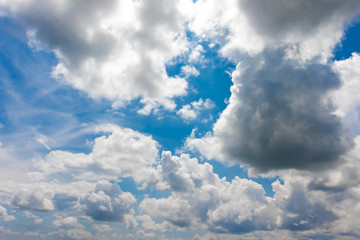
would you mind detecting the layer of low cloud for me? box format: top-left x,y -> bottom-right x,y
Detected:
2,131 -> 360,238
138,151 -> 357,234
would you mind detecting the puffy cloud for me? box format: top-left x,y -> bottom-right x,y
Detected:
53,216 -> 81,228
93,224 -> 112,233
272,176 -> 338,231
66,229 -> 93,240
10,185 -> 55,211
188,44 -> 205,63
140,196 -> 194,228
177,98 -> 215,121
136,230 -> 156,239
138,214 -> 178,232
0,0 -> 194,113
190,0 -> 360,62
140,151 -> 339,234
181,65 -> 200,78
91,125 -> 159,176
79,180 -> 136,222
308,135 -> 360,192
34,124 -> 159,180
332,53 -> 360,124
177,105 -> 197,120
188,50 -> 353,172
0,205 -> 15,221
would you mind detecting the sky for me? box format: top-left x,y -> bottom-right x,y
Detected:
1,0 -> 360,239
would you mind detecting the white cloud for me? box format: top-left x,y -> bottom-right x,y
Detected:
23,210 -> 42,224
138,215 -> 178,232
0,205 -> 15,221
0,0 -> 195,114
177,104 -> 197,120
190,0 -> 360,63
35,134 -> 53,150
181,65 -> 200,78
10,185 -> 55,211
34,124 -> 159,181
79,180 -> 136,222
53,216 -> 81,228
0,141 -> 32,183
136,230 -> 156,239
93,224 -> 111,233
140,196 -> 194,228
188,44 -> 204,63
332,53 -> 360,125
138,151 -> 346,234
177,98 -> 215,121
66,228 -> 93,240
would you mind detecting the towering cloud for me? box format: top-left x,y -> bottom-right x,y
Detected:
188,50 -> 353,172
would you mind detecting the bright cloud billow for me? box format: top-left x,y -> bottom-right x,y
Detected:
1,0 -> 360,239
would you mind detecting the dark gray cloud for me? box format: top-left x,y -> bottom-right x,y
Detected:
280,182 -> 338,231
237,0 -> 360,38
211,49 -> 353,172
17,0 -> 118,67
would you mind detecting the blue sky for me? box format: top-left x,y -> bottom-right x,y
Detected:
1,1 -> 360,239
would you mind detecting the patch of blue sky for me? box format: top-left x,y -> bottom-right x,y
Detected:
0,17 -> 113,155
333,16 -> 360,60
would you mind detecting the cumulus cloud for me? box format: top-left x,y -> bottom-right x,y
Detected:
53,216 -> 81,228
332,53 -> 360,123
93,224 -> 112,233
138,215 -> 178,232
34,124 -> 159,180
10,185 -> 55,211
0,0 -> 195,113
0,205 -> 15,221
140,196 -> 195,228
308,135 -> 360,192
181,65 -> 200,78
177,98 -> 215,121
139,151 -> 339,234
79,180 -> 136,222
66,229 -> 93,240
190,0 -> 360,62
188,50 -> 353,172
